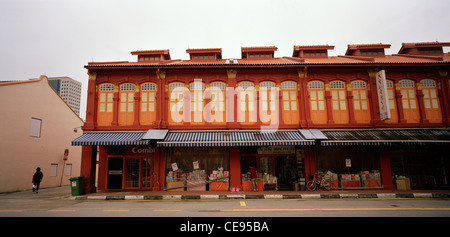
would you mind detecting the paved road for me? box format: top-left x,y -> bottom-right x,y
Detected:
1,186 -> 449,235
1,186 -> 450,217
4,199 -> 448,217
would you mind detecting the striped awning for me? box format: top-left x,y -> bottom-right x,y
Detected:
72,131 -> 149,146
157,130 -> 314,147
321,129 -> 450,146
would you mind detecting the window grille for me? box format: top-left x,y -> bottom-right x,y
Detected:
399,80 -> 414,88
120,83 -> 135,91
330,81 -> 345,89
260,81 -> 275,89
351,81 -> 366,89
169,83 -> 184,90
238,82 -> 254,90
210,82 -> 226,90
99,84 -> 114,91
421,79 -> 436,88
386,80 -> 393,88
190,82 -> 205,90
141,83 -> 156,91
281,81 -> 297,89
308,81 -> 324,89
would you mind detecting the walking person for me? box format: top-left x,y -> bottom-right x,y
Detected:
32,167 -> 43,193
248,165 -> 258,192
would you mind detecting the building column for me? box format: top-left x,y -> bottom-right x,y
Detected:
229,147 -> 241,190
157,69 -> 168,128
80,146 -> 97,194
324,84 -> 335,124
111,85 -> 119,126
226,69 -> 239,129
133,87 -> 141,126
416,82 -> 430,123
438,70 -> 449,124
297,68 -> 309,127
83,71 -> 97,130
395,82 -> 407,123
303,146 -> 316,183
346,84 -> 357,124
380,147 -> 395,190
97,146 -> 108,191
154,145 -> 164,191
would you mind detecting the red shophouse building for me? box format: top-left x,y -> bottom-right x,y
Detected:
72,42 -> 450,194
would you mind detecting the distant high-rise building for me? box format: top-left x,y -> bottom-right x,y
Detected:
48,76 -> 82,115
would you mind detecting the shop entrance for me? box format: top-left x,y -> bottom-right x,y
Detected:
275,156 -> 297,190
107,157 -> 123,189
124,157 -> 154,190
240,154 -> 297,190
391,150 -> 448,189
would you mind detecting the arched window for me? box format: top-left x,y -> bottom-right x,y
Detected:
281,81 -> 299,124
399,79 -> 420,123
421,79 -> 442,123
330,81 -> 348,124
168,83 -> 185,125
209,82 -> 226,124
351,80 -> 370,123
190,81 -> 205,124
384,80 -> 398,123
97,83 -> 114,126
237,81 -> 256,124
118,83 -> 135,125
140,83 -> 157,125
308,81 -> 327,124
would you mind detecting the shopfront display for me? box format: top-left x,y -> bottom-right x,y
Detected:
263,173 -> 278,190
240,146 -> 300,191
360,171 -> 382,188
314,146 -> 383,189
166,171 -> 185,191
340,174 -> 361,189
165,147 -> 229,191
209,168 -> 229,191
187,170 -> 206,191
242,173 -> 263,191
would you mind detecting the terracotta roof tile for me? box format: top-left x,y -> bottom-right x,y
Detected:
86,49 -> 450,68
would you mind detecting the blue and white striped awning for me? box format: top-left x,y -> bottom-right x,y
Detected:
157,130 -> 314,147
72,131 -> 149,146
320,129 -> 450,146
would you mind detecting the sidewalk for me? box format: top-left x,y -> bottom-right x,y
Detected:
71,188 -> 450,200
3,186 -> 449,201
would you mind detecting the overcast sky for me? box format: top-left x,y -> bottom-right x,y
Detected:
1,0 -> 449,120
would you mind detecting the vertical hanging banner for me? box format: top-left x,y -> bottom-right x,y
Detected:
376,70 -> 391,120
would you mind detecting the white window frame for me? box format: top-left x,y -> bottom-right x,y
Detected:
50,164 -> 58,177
30,118 -> 42,138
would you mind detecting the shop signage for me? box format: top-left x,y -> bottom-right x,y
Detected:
131,146 -> 155,154
171,162 -> 179,171
193,161 -> 199,170
257,146 -> 295,154
375,70 -> 391,120
63,149 -> 69,161
345,159 -> 352,167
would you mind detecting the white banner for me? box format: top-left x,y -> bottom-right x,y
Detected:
375,70 -> 391,120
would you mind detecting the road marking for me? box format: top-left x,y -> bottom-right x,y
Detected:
49,209 -> 78,212
154,209 -> 182,212
240,201 -> 246,207
103,209 -> 130,212
210,207 -> 450,212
